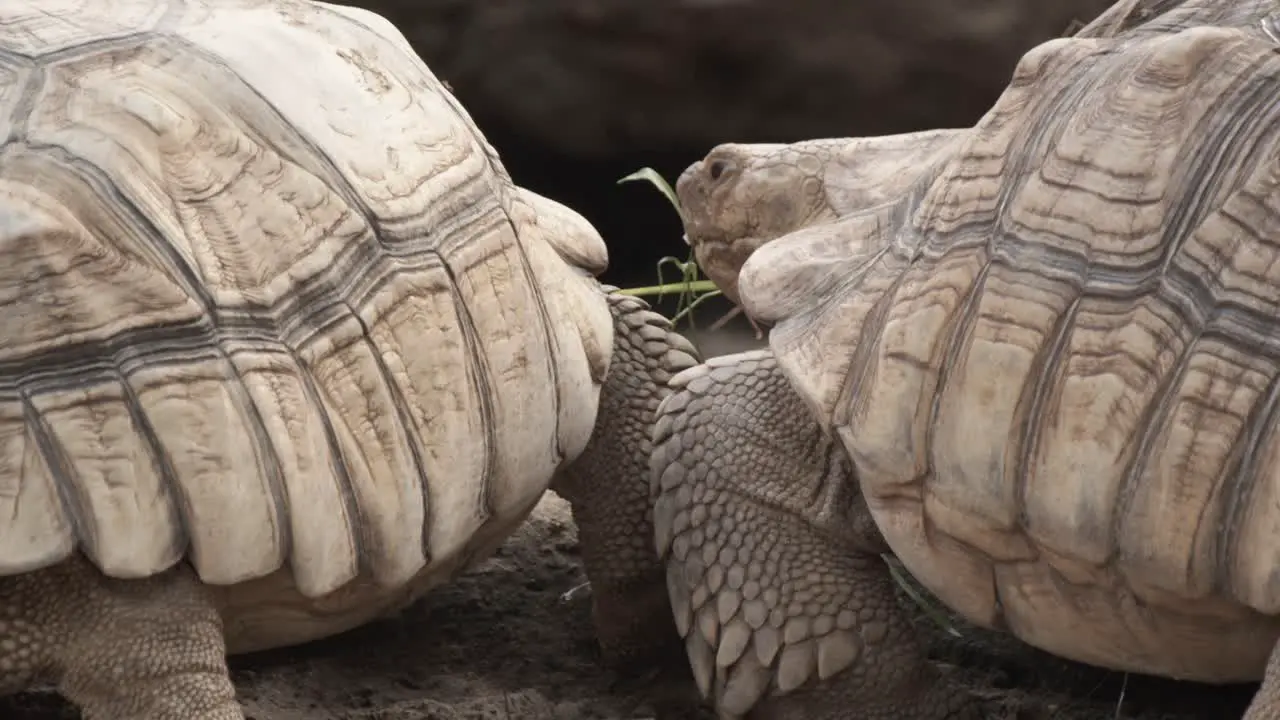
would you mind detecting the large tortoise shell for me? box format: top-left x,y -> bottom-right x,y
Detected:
0,0 -> 614,600
740,0 -> 1280,681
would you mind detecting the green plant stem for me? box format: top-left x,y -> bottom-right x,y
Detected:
616,280 -> 720,298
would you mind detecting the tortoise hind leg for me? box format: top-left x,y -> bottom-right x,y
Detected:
551,290 -> 701,667
0,555 -> 242,720
1245,641 -> 1280,720
649,349 -> 980,719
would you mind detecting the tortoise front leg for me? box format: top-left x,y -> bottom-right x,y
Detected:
649,349 -> 980,719
0,555 -> 241,720
552,290 -> 701,667
1245,641 -> 1280,720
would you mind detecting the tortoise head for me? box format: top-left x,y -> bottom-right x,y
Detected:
675,132 -> 967,310
675,141 -> 844,307
675,142 -> 845,308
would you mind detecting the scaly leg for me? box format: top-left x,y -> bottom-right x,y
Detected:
650,349 -> 980,719
1245,639 -> 1280,720
552,289 -> 701,667
0,555 -> 241,719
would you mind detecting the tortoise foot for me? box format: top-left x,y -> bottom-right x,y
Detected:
553,291 -> 701,669
0,556 -> 241,720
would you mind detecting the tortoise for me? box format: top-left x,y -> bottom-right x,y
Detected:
0,0 -> 700,717
652,0 -> 1280,717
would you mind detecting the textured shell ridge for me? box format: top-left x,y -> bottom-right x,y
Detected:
749,2 -> 1280,677
741,128 -> 975,439
309,1 -> 615,469
0,0 -> 613,599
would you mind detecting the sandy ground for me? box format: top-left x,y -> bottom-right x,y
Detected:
0,492 -> 1262,720
0,320 -> 1264,720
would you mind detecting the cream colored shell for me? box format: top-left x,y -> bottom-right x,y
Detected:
0,0 -> 614,602
740,0 -> 1280,683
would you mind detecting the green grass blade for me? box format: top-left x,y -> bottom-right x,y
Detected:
618,167 -> 684,222
670,288 -> 723,326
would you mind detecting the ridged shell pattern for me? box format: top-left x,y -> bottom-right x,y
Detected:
0,0 -> 614,598
740,0 -> 1280,680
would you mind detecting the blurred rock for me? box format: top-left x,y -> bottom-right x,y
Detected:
338,0 -> 1118,157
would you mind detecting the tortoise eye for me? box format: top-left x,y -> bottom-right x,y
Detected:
708,159 -> 729,181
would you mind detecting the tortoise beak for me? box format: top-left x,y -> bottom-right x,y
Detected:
675,160 -> 708,246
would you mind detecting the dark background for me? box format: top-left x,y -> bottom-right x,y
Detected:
336,0 -> 1119,291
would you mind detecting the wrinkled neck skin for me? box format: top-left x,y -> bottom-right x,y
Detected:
690,203 -> 838,310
